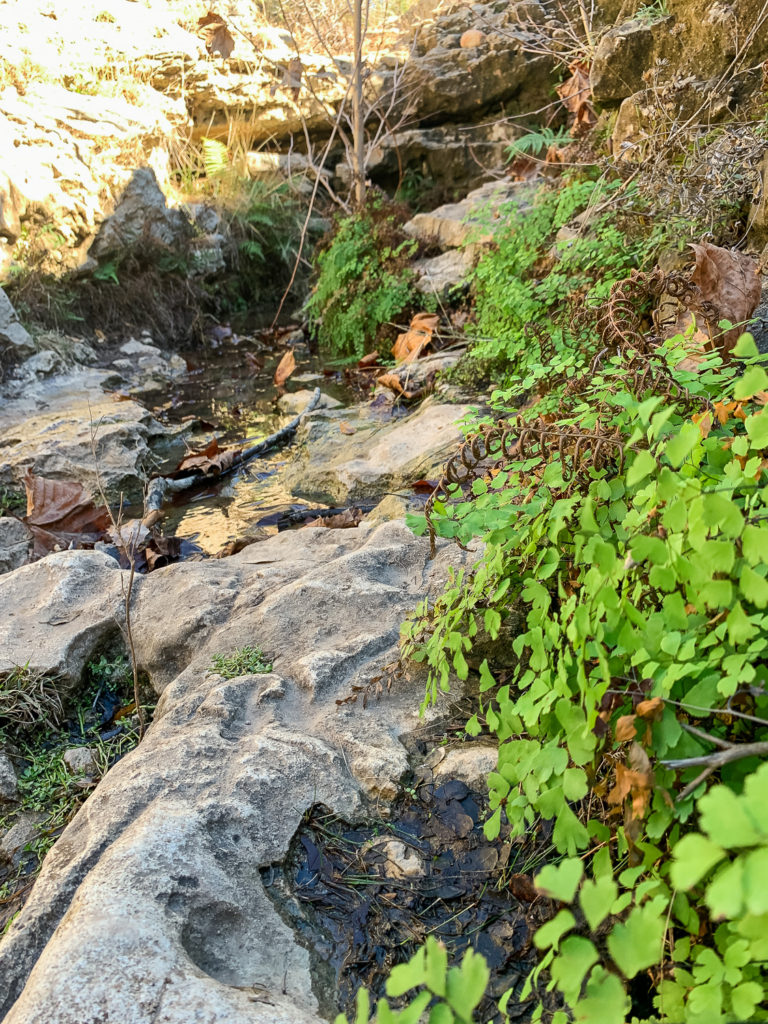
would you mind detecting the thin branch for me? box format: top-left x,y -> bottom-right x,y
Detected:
662,740 -> 768,770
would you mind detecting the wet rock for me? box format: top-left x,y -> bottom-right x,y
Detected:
0,521 -> 474,1021
62,748 -> 99,778
284,399 -> 471,506
0,752 -> 18,804
277,389 -> 341,415
0,550 -> 127,688
0,518 -> 33,576
0,288 -> 34,357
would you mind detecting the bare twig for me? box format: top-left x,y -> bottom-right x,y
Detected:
88,411 -> 145,738
144,387 -> 321,515
662,740 -> 768,771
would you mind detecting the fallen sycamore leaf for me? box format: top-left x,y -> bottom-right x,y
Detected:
376,372 -> 426,401
24,471 -> 109,535
274,349 -> 296,387
23,471 -> 110,557
687,242 -> 762,357
556,61 -> 597,133
615,715 -> 639,743
391,312 -> 440,364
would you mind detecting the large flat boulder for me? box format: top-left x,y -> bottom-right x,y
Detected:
0,521 -> 475,1023
283,399 -> 470,505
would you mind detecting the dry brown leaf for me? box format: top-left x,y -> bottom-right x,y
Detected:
615,714 -> 638,742
507,873 -> 537,903
339,421 -> 356,435
358,351 -> 380,368
636,697 -> 664,721
392,312 -> 440,364
692,409 -> 713,439
176,438 -> 238,477
274,349 -> 296,387
197,11 -> 235,57
376,372 -> 426,401
556,61 -> 597,133
24,471 -> 109,535
689,242 -> 762,356
302,508 -> 363,529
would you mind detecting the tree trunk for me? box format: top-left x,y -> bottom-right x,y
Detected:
352,0 -> 366,208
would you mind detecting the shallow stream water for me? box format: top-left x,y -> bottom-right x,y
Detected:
132,337 -> 358,555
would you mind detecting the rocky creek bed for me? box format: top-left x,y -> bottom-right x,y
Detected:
0,329 -> 551,1023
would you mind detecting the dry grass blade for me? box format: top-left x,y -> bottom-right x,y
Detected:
0,665 -> 64,731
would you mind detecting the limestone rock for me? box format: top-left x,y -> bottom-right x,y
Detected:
0,550 -> 127,687
0,522 -> 475,1021
0,812 -> 44,868
283,400 -> 470,505
277,389 -> 342,415
89,167 -> 190,261
374,839 -> 426,879
62,748 -> 99,778
590,19 -> 657,104
404,180 -> 532,251
0,517 -> 33,576
363,122 -> 520,193
412,249 -> 471,297
0,288 -> 34,357
0,752 -> 18,804
0,365 -> 182,502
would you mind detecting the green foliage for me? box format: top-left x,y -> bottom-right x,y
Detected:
505,127 -> 571,162
210,645 -> 272,678
306,198 -> 418,359
335,937 -> 492,1024
401,322 -> 768,1020
467,176 -> 661,398
0,486 -> 25,516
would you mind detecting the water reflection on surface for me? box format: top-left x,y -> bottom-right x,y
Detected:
140,338 -> 357,554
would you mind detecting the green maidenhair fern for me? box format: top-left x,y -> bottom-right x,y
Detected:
306,199 -> 418,359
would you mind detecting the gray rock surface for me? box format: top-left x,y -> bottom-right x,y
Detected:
0,517 -> 33,576
0,364 -> 182,502
89,167 -> 190,261
412,249 -> 471,297
0,549 -> 127,687
0,287 -> 34,357
283,399 -> 470,505
0,520 -> 475,1023
0,751 -> 18,804
405,180 -> 532,251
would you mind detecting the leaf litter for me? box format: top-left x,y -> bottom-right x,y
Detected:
261,757 -> 559,1022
